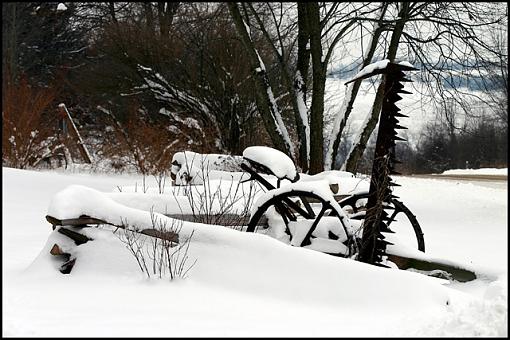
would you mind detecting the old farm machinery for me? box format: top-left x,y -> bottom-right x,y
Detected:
45,62 -> 476,281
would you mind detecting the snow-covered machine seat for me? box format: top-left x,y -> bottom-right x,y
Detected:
242,146 -> 300,182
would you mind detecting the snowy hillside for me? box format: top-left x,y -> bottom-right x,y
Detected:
2,167 -> 507,337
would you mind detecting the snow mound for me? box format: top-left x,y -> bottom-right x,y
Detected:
243,146 -> 298,181
47,184 -> 161,229
415,274 -> 508,337
29,213 -> 453,313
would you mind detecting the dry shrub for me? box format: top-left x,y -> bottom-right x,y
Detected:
116,210 -> 197,280
2,75 -> 59,168
100,102 -> 209,175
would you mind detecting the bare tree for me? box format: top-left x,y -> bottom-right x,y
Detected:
229,2 -> 381,173
325,3 -> 389,170
340,2 -> 507,173
227,2 -> 295,159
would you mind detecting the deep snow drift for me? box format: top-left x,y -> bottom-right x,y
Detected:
2,167 -> 507,336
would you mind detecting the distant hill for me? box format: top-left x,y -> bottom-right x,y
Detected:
327,61 -> 505,91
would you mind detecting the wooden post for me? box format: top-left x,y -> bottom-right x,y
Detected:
58,103 -> 93,164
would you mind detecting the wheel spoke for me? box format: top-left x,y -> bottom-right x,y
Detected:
300,206 -> 327,247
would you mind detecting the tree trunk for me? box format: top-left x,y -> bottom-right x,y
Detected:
143,3 -> 154,34
296,3 -> 311,103
108,2 -> 118,24
157,3 -> 168,39
229,96 -> 241,154
2,3 -> 19,82
343,84 -> 386,172
247,3 -> 308,171
344,2 -> 410,173
227,2 -> 294,158
306,2 -> 326,174
295,3 -> 312,172
157,2 -> 180,40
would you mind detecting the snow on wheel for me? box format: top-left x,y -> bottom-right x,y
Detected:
246,183 -> 359,257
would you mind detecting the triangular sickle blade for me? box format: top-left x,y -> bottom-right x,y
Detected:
388,116 -> 400,124
380,226 -> 396,233
395,70 -> 407,78
387,93 -> 404,102
374,251 -> 386,258
373,262 -> 391,268
398,89 -> 413,95
395,124 -> 408,130
391,63 -> 419,72
387,101 -> 401,109
393,112 -> 409,118
377,239 -> 394,247
394,136 -> 407,142
381,216 -> 393,223
383,204 -> 396,210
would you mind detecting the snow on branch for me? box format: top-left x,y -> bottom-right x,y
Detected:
136,65 -> 220,135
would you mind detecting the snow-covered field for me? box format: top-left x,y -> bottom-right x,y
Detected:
2,166 -> 507,337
